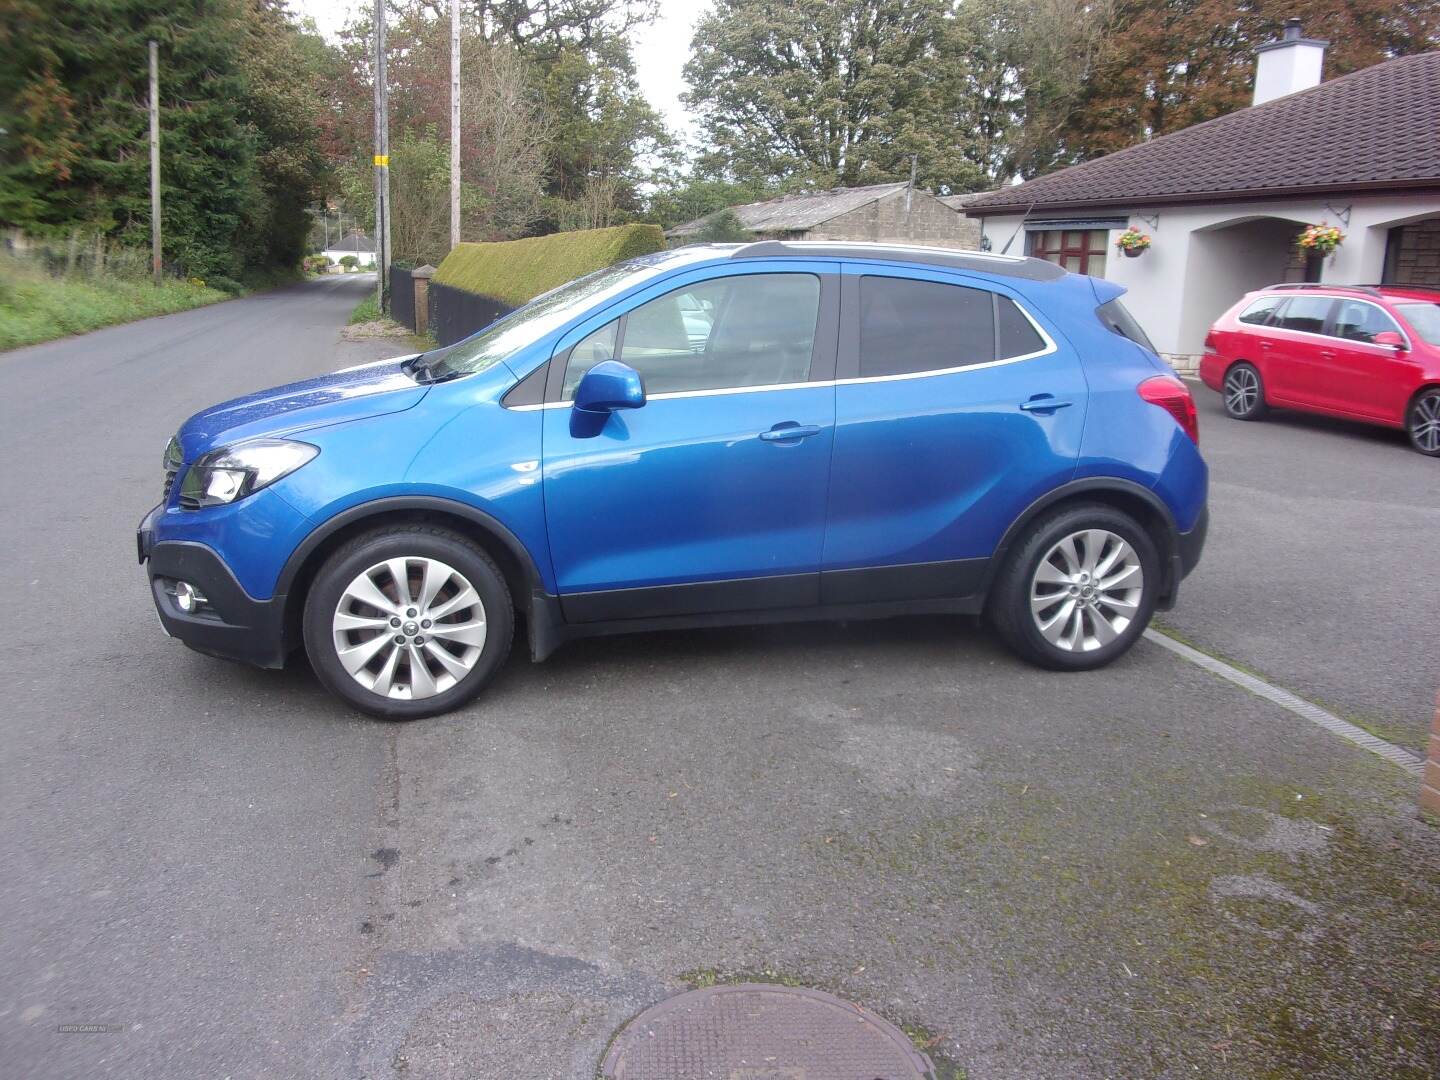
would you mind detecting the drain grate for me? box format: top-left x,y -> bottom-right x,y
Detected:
601,983 -> 933,1080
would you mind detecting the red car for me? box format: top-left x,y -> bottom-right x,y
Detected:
1199,283 -> 1440,456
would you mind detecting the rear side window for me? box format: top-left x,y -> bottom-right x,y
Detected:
1096,298 -> 1156,353
1238,296 -> 1284,326
997,296 -> 1045,359
1273,296 -> 1333,334
858,276 -> 995,377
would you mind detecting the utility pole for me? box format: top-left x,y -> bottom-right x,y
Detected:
372,0 -> 390,309
449,0 -> 461,251
148,40 -> 162,286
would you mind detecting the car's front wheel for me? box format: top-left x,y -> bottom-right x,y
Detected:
990,503 -> 1160,671
1222,362 -> 1267,420
1406,388 -> 1440,457
303,525 -> 513,719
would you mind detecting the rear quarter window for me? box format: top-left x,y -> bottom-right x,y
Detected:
1238,296 -> 1284,326
1096,298 -> 1156,354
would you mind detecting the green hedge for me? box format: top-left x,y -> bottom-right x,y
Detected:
432,224 -> 666,308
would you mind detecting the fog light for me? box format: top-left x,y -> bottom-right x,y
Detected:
174,581 -> 207,613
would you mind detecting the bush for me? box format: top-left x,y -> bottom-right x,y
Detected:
432,223 -> 666,308
339,255 -> 360,271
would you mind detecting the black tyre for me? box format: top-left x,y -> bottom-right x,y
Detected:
302,525 -> 513,719
1406,387 -> 1440,457
1222,361 -> 1268,420
990,503 -> 1161,671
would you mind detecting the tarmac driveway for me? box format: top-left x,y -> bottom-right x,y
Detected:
2,282 -> 1436,1079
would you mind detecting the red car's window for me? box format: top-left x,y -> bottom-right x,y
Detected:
1238,296 -> 1284,326
1394,302 -> 1440,346
1272,296 -> 1333,334
1332,300 -> 1402,344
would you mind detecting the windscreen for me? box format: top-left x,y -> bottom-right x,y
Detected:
422,258 -> 674,379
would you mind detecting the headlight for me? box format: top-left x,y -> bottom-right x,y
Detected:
179,439 -> 318,508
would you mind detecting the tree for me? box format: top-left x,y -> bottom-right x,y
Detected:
643,176 -> 772,231
683,0 -> 981,193
330,0 -> 661,246
1061,0 -> 1440,160
0,0 -> 332,283
691,209 -> 751,243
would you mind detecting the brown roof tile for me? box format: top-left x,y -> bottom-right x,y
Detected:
966,51 -> 1440,215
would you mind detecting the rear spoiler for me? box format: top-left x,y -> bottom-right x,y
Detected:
1090,277 -> 1126,305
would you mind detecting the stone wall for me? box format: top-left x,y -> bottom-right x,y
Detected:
1390,218 -> 1440,287
802,190 -> 980,250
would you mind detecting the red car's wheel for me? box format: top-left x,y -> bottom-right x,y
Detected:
1408,388 -> 1440,457
1222,362 -> 1268,420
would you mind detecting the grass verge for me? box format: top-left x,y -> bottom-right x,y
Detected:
0,260 -> 228,351
347,291 -> 381,324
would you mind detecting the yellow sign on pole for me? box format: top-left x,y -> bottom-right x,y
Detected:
373,154 -> 389,166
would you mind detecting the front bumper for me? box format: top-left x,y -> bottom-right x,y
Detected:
138,507 -> 290,668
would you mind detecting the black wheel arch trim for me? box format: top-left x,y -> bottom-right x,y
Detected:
274,495 -> 545,600
984,477 -> 1185,596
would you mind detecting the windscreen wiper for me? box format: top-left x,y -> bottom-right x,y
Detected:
401,352 -> 433,382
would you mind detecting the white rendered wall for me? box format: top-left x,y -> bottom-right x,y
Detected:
975,194 -> 1440,372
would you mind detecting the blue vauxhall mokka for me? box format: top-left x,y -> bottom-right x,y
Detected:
138,242 -> 1208,719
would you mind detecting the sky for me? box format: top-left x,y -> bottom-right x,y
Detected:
288,0 -> 704,141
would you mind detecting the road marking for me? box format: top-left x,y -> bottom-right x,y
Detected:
1143,628 -> 1424,776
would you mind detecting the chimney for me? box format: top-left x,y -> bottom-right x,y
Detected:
1253,18 -> 1328,106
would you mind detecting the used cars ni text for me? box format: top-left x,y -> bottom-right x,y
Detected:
138,241 -> 1208,719
1199,282 -> 1440,455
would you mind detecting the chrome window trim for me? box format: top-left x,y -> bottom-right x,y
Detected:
507,296 -> 1059,412
1257,294 -> 1413,351
1328,296 -> 1411,350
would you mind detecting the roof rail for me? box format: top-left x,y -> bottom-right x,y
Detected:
1357,282 -> 1440,293
1265,282 -> 1383,297
729,239 -> 1067,282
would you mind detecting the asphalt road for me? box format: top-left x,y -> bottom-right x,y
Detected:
1170,382 -> 1440,751
2,278 -> 1437,1080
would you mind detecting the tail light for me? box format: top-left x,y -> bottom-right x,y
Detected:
1138,375 -> 1199,444
1203,331 -> 1217,350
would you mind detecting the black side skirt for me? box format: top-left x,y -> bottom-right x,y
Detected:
533,558 -> 989,661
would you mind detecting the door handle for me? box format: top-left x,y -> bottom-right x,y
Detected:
1259,341 -> 1273,349
759,422 -> 823,442
1019,396 -> 1074,413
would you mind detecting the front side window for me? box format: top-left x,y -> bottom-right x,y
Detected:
1238,296 -> 1284,326
1029,229 -> 1108,277
561,273 -> 821,399
1272,296 -> 1333,334
858,276 -> 996,377
1332,300 -> 1402,344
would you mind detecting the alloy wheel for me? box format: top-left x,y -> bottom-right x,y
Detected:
1029,529 -> 1144,652
1224,366 -> 1259,416
1411,392 -> 1440,454
331,557 -> 487,700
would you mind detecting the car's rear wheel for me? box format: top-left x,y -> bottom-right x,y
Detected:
990,503 -> 1160,671
1222,362 -> 1267,420
1406,388 -> 1440,456
303,525 -> 513,719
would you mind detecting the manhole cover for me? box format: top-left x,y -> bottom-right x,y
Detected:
601,983 -> 933,1080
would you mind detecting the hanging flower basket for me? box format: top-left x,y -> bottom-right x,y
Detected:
1116,226 -> 1151,257
1297,222 -> 1344,258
